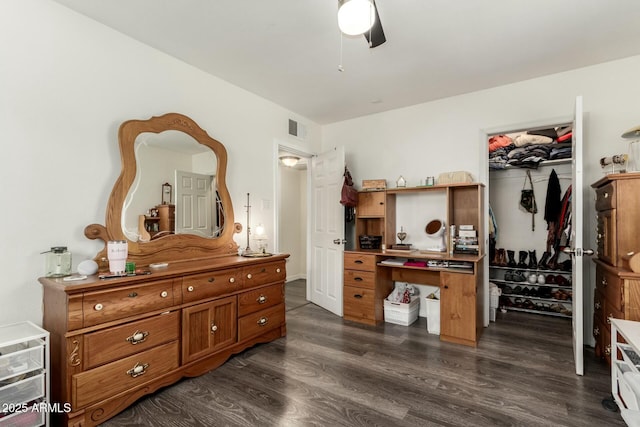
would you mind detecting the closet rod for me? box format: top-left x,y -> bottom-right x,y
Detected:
533,175 -> 572,183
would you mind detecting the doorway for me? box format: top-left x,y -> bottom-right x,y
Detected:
275,143 -> 312,304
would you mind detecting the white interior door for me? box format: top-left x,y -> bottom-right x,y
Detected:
309,147 -> 345,316
569,95 -> 588,376
175,170 -> 213,237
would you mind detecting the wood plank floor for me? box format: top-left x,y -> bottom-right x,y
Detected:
102,281 -> 623,426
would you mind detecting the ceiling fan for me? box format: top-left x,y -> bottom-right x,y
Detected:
337,0 -> 386,48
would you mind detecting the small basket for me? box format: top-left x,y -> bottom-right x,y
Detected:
359,235 -> 382,249
384,297 -> 419,326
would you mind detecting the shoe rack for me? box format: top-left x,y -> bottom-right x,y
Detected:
490,263 -> 572,318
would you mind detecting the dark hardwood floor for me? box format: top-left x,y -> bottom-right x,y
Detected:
102,281 -> 623,426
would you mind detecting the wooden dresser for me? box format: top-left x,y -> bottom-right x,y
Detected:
592,173 -> 640,364
41,255 -> 288,426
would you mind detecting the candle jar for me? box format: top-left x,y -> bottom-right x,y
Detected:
107,240 -> 128,275
44,246 -> 72,277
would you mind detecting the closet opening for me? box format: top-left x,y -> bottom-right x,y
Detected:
486,122 -> 575,347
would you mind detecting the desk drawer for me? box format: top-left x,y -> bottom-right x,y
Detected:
83,311 -> 180,369
344,253 -> 376,272
343,285 -> 376,322
73,341 -> 179,409
344,270 -> 375,289
83,280 -> 176,327
238,303 -> 284,341
238,283 -> 284,316
242,261 -> 286,290
182,269 -> 240,303
595,182 -> 616,211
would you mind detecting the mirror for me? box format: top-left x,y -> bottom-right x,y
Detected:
85,113 -> 240,266
122,130 -> 224,241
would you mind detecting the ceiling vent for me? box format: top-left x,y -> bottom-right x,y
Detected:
288,119 -> 307,140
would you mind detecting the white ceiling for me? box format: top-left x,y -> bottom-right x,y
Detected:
53,0 -> 640,125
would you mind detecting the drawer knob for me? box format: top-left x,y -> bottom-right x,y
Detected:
276,268 -> 281,273
593,326 -> 600,336
211,324 -> 218,333
187,286 -> 194,292
594,301 -> 601,310
126,330 -> 149,345
160,291 -> 168,298
257,317 -> 268,326
126,362 -> 149,378
607,315 -> 612,324
602,278 -> 608,286
247,273 -> 253,279
94,303 -> 103,311
208,278 -> 215,283
128,292 -> 138,298
597,233 -> 603,239
257,295 -> 267,304
605,344 -> 611,356
230,277 -> 235,283
604,192 -> 609,199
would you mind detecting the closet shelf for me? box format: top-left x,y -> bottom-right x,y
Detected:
489,265 -> 571,275
503,306 -> 571,319
491,279 -> 572,290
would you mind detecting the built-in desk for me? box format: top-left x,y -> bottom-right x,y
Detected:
344,250 -> 484,347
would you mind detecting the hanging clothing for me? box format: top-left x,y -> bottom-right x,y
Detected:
544,169 -> 562,223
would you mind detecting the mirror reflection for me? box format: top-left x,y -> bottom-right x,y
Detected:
122,130 -> 224,242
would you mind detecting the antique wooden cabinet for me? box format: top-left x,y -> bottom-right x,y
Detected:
41,256 -> 287,426
592,173 -> 640,363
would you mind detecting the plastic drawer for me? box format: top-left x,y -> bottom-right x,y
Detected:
0,374 -> 45,408
0,340 -> 44,382
0,409 -> 44,427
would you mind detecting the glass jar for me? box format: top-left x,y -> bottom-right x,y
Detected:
44,246 -> 72,277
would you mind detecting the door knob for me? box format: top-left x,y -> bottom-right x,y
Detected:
333,239 -> 347,244
562,247 -> 594,256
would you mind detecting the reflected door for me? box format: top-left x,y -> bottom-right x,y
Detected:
176,171 -> 213,237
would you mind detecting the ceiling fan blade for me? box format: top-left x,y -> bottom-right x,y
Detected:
364,1 -> 386,48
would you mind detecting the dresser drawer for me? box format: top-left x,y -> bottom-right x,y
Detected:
343,285 -> 376,322
596,266 -> 623,312
182,269 -> 240,303
344,253 -> 376,272
595,182 -> 616,211
83,311 -> 180,369
238,283 -> 284,316
83,280 -> 177,327
242,261 -> 286,289
344,270 -> 375,289
72,340 -> 179,409
238,303 -> 285,341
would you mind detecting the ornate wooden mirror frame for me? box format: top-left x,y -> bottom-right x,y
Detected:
85,112 -> 240,265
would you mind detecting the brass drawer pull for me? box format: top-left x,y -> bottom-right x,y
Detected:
593,326 -> 600,336
94,303 -> 103,311
257,317 -> 268,326
247,273 -> 253,279
211,323 -> 218,333
594,301 -> 601,310
229,277 -> 235,283
276,268 -> 281,273
160,291 -> 168,298
607,315 -> 613,324
602,277 -> 608,286
128,292 -> 138,298
208,277 -> 215,283
605,344 -> 611,356
257,295 -> 267,304
126,362 -> 149,378
126,330 -> 149,345
187,286 -> 194,292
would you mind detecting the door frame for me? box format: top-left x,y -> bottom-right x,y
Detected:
273,139 -> 315,295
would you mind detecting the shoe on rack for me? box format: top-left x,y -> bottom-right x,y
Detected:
507,250 -> 517,267
528,250 -> 538,269
538,251 -> 551,270
491,248 -> 503,266
545,274 -> 556,284
555,275 -> 570,286
512,271 -> 526,282
517,251 -> 528,268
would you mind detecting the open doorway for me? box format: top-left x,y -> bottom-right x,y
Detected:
275,143 -> 313,309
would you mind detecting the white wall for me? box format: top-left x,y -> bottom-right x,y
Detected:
278,166 -> 307,280
324,54 -> 640,344
0,0 -> 320,326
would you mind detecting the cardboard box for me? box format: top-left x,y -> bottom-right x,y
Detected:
362,179 -> 386,190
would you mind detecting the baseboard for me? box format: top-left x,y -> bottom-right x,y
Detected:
286,274 -> 306,282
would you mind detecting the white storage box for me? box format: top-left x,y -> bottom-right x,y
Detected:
0,373 -> 45,407
0,339 -> 44,382
490,307 -> 497,322
384,297 -> 419,326
425,298 -> 440,334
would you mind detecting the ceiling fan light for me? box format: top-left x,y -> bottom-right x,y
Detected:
280,156 -> 300,167
338,0 -> 376,36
